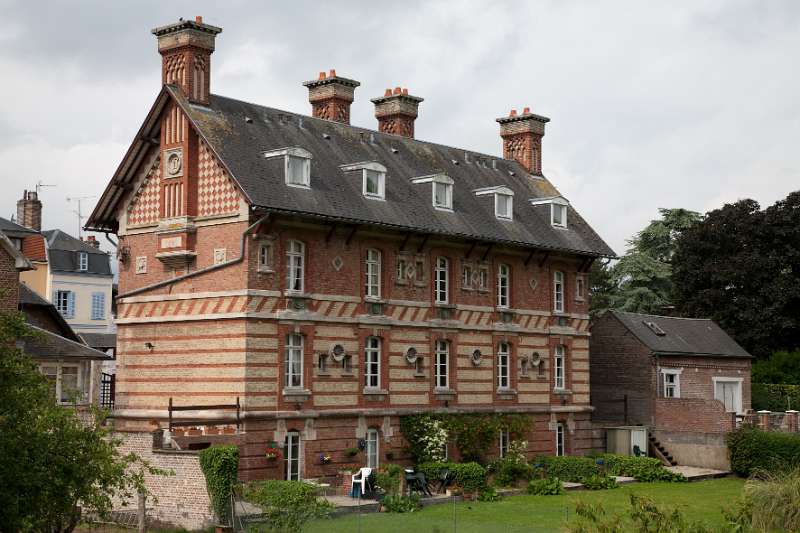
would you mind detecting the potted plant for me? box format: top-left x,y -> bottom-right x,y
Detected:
344,447 -> 360,459
265,444 -> 281,461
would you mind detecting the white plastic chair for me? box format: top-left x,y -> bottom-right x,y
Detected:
350,467 -> 372,497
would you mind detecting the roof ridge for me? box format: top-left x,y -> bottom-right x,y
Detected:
612,310 -> 712,321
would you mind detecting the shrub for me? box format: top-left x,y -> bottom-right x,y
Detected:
374,464 -> 403,496
534,456 -> 599,483
527,477 -> 564,496
725,467 -> 800,532
477,486 -> 501,502
244,480 -> 333,532
399,414 -> 449,463
751,382 -> 800,411
198,445 -> 240,525
595,454 -> 685,483
567,494 -> 716,533
343,447 -> 360,458
488,455 -> 534,487
382,494 -> 421,513
581,474 -> 618,491
727,427 -> 800,476
417,461 -> 487,493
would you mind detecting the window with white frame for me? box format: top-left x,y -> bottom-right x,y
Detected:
713,377 -> 743,413
54,290 -> 75,319
462,263 -> 473,289
40,363 -> 84,404
497,264 -> 510,308
556,423 -> 565,456
435,340 -> 449,389
91,292 -> 105,320
662,370 -> 681,398
78,252 -> 89,271
411,173 -> 453,210
263,147 -> 312,188
495,193 -> 513,220
434,257 -> 449,304
364,336 -> 381,388
552,204 -> 567,228
366,428 -> 379,469
499,429 -> 510,458
396,257 -> 407,284
341,161 -> 387,200
285,431 -> 301,480
553,271 -> 565,313
497,341 -> 511,389
478,266 -> 489,291
365,249 -> 381,299
284,334 -> 304,388
554,345 -> 566,390
258,241 -> 273,271
575,276 -> 585,301
286,240 -> 305,293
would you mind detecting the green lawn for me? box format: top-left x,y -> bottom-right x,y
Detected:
303,478 -> 745,533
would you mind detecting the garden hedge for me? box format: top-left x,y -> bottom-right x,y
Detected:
198,445 -> 240,525
727,427 -> 800,476
417,461 -> 487,492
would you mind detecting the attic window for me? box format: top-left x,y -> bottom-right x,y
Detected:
474,186 -> 514,221
529,196 -> 570,229
411,174 -> 453,211
340,161 -> 387,200
78,252 -> 89,272
644,320 -> 666,336
262,147 -> 312,188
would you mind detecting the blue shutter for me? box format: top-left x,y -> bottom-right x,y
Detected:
92,292 -> 105,320
66,292 -> 75,319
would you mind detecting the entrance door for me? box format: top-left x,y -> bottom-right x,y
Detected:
714,379 -> 742,413
285,432 -> 301,481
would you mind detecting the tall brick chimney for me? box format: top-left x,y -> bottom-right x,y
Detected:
16,190 -> 42,232
371,87 -> 423,138
496,107 -> 550,175
152,16 -> 222,105
302,70 -> 360,124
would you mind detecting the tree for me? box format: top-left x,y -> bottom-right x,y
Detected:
590,208 -> 701,315
0,311 -> 167,532
672,192 -> 800,357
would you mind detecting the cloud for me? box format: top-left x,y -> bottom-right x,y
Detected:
1,0 -> 798,256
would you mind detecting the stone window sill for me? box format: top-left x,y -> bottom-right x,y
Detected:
283,388 -> 312,400
434,388 -> 457,400
497,388 -> 517,398
553,388 -> 572,395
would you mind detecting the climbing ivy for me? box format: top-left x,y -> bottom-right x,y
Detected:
199,445 -> 240,525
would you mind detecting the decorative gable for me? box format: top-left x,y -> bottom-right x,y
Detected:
198,138 -> 242,217
127,155 -> 161,227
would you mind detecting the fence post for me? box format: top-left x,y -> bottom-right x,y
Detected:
757,410 -> 771,431
786,410 -> 799,433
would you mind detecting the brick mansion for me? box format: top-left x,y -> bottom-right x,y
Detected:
86,15 -> 615,502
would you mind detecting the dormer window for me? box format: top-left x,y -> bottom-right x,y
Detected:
340,161 -> 387,200
262,147 -> 312,188
78,252 -> 89,272
474,186 -> 514,221
530,196 -> 569,229
411,173 -> 453,211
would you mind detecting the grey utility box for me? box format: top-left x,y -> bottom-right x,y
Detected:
606,426 -> 648,457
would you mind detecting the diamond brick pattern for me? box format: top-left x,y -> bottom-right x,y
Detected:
127,157 -> 161,227
198,139 -> 240,217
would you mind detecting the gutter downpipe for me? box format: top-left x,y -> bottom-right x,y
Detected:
117,213 -> 270,299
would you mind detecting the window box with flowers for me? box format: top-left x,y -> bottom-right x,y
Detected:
265,442 -> 281,461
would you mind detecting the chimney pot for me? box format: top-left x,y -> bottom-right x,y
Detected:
384,88 -> 392,97
195,15 -> 203,23
394,87 -> 402,95
402,88 -> 408,95
496,107 -> 550,176
302,71 -> 360,124
371,87 -> 424,139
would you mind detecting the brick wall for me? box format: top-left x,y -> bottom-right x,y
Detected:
112,431 -> 213,529
654,397 -> 733,434
657,354 -> 751,412
0,246 -> 20,313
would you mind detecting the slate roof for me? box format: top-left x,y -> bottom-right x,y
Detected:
87,86 -> 615,258
0,216 -> 37,238
78,332 -> 117,351
609,310 -> 751,358
43,230 -> 112,276
18,283 -> 81,342
20,323 -> 111,361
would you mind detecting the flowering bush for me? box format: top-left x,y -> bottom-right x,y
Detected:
399,414 -> 448,463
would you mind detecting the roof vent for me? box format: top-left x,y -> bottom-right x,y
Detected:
452,159 -> 459,165
244,116 -> 253,123
391,147 -> 399,154
322,133 -> 331,140
643,320 -> 666,336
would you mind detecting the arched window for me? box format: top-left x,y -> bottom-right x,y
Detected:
285,431 -> 301,480
286,240 -> 305,293
365,249 -> 381,299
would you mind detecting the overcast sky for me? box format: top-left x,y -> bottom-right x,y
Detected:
1,0 -> 798,256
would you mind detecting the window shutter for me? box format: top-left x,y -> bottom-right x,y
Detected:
66,292 -> 75,319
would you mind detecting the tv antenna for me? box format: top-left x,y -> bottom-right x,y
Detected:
35,180 -> 56,196
66,195 -> 97,239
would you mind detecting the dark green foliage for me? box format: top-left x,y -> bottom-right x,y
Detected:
535,456 -> 599,483
400,413 -> 531,463
595,454 -> 686,482
527,477 -> 564,496
343,447 -> 360,458
727,427 -> 800,477
752,351 -> 800,385
673,192 -> 800,358
374,464 -> 403,496
198,445 -> 240,525
581,475 -> 619,491
244,480 -> 334,532
416,461 -> 487,493
567,494 -> 716,533
0,312 -> 169,533
751,382 -> 800,411
382,494 -> 421,513
477,486 -> 501,502
590,208 -> 701,316
487,455 -> 534,487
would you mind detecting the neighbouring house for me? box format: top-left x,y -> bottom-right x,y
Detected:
590,310 -> 752,470
0,231 -> 110,407
85,16 -> 613,527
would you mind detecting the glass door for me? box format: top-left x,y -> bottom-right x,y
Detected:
285,432 -> 301,481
